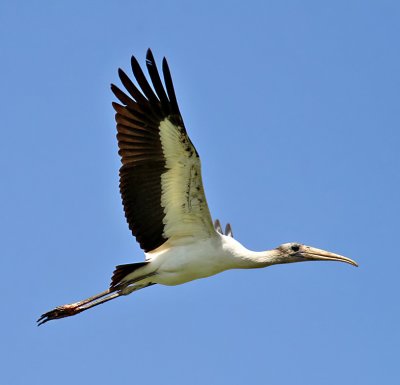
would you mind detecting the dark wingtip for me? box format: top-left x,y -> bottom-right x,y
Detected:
146,49 -> 155,66
110,83 -> 120,97
130,55 -> 141,71
225,223 -> 233,238
111,101 -> 121,112
214,219 -> 222,233
118,67 -> 127,80
118,68 -> 133,87
162,57 -> 170,76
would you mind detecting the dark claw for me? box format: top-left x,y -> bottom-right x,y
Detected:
37,304 -> 82,326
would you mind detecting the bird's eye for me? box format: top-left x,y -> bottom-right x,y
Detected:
291,245 -> 300,252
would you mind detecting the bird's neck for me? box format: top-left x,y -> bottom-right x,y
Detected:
222,237 -> 282,268
240,249 -> 283,268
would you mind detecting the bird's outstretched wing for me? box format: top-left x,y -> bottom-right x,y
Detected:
111,49 -> 214,252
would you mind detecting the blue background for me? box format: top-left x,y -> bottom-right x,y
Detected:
1,1 -> 399,384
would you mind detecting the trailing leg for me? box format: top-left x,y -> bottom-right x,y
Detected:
37,288 -> 121,326
37,262 -> 157,325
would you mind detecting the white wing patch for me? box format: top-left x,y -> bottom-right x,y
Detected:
159,118 -> 214,242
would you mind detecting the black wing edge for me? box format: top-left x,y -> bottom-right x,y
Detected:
110,50 -> 186,253
111,48 -> 184,127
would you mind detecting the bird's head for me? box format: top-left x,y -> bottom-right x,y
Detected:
271,243 -> 358,267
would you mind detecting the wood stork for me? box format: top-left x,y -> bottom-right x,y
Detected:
37,50 -> 358,325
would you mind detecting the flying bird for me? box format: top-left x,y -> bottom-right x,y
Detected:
38,50 -> 358,325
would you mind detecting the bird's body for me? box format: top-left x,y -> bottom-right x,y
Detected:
148,237 -> 235,286
125,235 -> 260,288
38,50 -> 357,325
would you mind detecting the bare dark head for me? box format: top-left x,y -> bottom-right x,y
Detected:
273,242 -> 358,267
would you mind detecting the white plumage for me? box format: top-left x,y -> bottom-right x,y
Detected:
158,118 -> 213,240
38,50 -> 357,325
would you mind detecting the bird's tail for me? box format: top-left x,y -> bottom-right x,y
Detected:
110,261 -> 150,289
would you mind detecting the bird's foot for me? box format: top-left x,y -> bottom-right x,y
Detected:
37,303 -> 83,326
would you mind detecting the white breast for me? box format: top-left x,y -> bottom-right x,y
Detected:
146,235 -> 250,286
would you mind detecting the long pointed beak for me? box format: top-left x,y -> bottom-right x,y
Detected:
300,246 -> 358,267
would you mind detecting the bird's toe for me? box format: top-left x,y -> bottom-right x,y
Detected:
37,304 -> 82,326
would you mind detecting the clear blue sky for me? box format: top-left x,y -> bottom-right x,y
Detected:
1,1 -> 399,384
